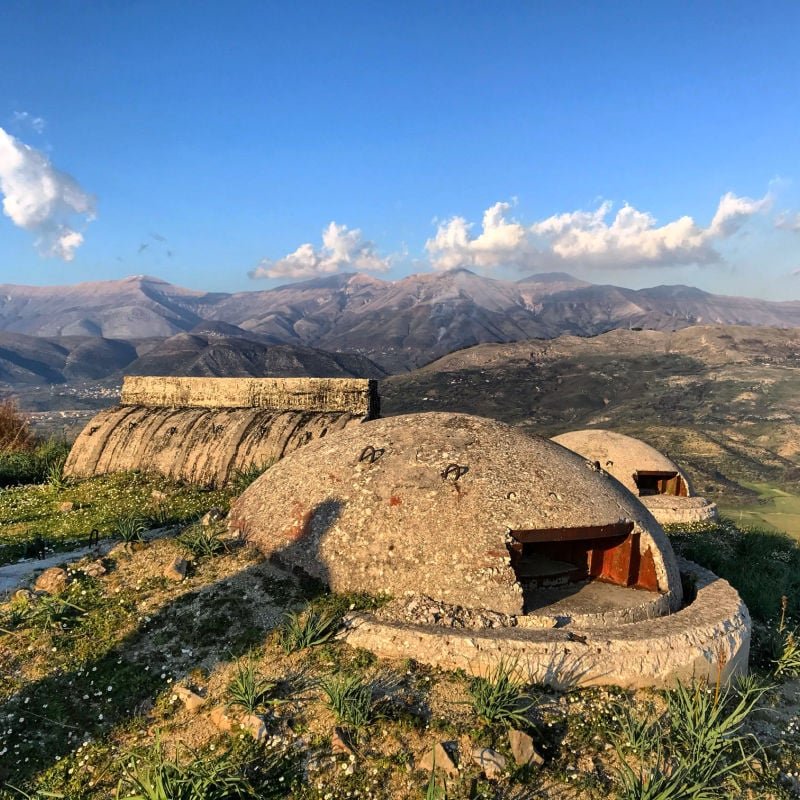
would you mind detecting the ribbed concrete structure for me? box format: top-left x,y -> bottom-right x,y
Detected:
64,377 -> 377,487
552,429 -> 718,525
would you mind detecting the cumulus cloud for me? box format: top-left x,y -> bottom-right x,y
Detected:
250,221 -> 391,280
0,127 -> 95,260
776,211 -> 800,232
426,192 -> 771,272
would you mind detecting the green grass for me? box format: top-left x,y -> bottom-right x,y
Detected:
718,482 -> 800,539
279,608 -> 340,654
0,471 -> 234,565
613,679 -> 766,800
179,524 -> 228,560
228,460 -> 274,495
0,440 -> 71,489
319,672 -> 376,732
227,658 -> 278,715
119,738 -> 299,799
467,658 -> 536,729
669,518 -> 800,625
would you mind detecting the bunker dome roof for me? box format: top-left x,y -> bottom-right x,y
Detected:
551,429 -> 691,496
230,412 -> 682,616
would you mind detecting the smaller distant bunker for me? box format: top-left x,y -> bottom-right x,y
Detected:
64,376 -> 378,487
552,429 -> 718,525
230,412 -> 749,688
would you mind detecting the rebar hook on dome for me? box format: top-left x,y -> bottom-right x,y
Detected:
358,445 -> 384,464
441,463 -> 468,481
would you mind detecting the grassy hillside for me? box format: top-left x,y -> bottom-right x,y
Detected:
1,472 -> 799,799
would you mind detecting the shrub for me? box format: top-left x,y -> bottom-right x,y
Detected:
319,672 -> 375,731
114,514 -> 146,543
467,658 -> 536,728
0,439 -> 71,488
180,526 -> 227,560
227,659 -> 277,715
279,608 -> 339,653
669,519 -> 800,624
0,398 -> 33,452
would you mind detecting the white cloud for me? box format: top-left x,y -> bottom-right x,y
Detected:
776,211 -> 800,232
250,221 -> 391,280
424,202 -> 531,271
0,127 -> 95,261
12,111 -> 46,134
426,192 -> 772,272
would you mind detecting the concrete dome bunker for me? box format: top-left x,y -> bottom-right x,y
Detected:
552,429 -> 718,526
229,412 -> 683,618
231,412 -> 751,688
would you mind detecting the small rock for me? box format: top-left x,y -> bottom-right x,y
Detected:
508,729 -> 544,767
419,741 -> 458,777
83,560 -> 107,578
12,589 -> 32,603
34,567 -> 68,594
238,712 -> 267,740
57,501 -> 74,513
331,726 -> 356,757
163,557 -> 188,582
175,686 -> 206,713
209,706 -> 234,732
471,746 -> 506,779
201,507 -> 225,527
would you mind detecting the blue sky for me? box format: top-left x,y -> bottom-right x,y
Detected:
0,1 -> 799,298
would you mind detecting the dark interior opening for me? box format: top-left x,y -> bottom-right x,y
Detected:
634,470 -> 687,497
508,522 -> 659,611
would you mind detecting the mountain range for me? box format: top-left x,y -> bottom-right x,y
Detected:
1,270 -> 800,373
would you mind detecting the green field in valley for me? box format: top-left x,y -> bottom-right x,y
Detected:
719,482 -> 800,539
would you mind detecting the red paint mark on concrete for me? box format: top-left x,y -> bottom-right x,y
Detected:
284,502 -> 313,542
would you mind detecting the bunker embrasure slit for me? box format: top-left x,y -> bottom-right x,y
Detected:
508,521 -> 662,612
634,470 -> 687,497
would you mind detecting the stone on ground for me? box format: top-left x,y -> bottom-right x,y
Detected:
419,741 -> 459,777
471,746 -> 506,779
331,727 -> 357,757
508,729 -> 545,767
174,686 -> 206,713
82,560 -> 107,578
34,567 -> 68,594
163,557 -> 188,582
